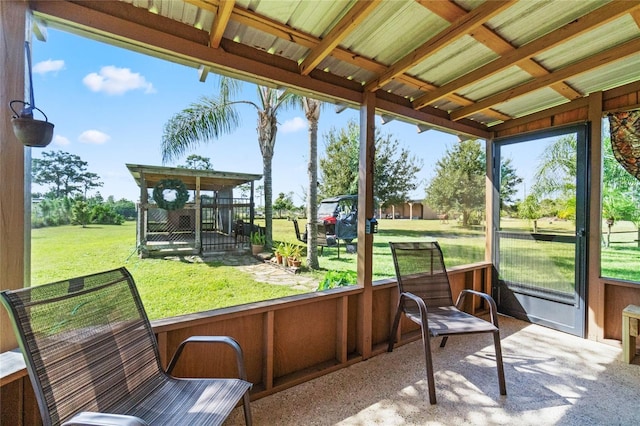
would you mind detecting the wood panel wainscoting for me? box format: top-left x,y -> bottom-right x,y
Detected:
0,262 -> 490,425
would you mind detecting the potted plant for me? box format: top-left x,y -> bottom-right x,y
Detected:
273,242 -> 285,265
288,244 -> 303,268
279,242 -> 293,265
250,232 -> 265,255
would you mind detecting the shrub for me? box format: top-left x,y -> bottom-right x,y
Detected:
316,270 -> 357,291
90,204 -> 125,225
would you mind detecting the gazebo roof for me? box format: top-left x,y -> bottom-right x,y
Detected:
126,164 -> 262,192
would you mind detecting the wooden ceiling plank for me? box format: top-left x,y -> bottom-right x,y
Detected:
209,0 -> 235,48
413,0 -> 640,109
299,0 -> 381,76
365,0 -> 516,92
450,37 -> 640,120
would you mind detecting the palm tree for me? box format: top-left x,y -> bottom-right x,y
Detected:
533,135 -> 577,197
161,78 -> 297,249
301,98 -> 321,269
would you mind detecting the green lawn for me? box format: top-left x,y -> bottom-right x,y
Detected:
271,218 -> 485,281
31,222 -> 305,320
31,218 -> 640,319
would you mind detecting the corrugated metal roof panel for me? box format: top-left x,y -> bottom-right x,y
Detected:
568,53 -> 640,94
535,15 -> 639,70
408,35 -> 499,86
459,66 -> 532,102
493,87 -> 570,118
468,111 -> 502,126
343,1 -> 446,65
483,0 -> 610,47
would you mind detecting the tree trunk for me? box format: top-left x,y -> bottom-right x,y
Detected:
304,99 -> 320,269
462,210 -> 470,227
258,110 -> 277,250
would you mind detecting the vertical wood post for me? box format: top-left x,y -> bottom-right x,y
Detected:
587,91 -> 604,341
195,176 -> 201,252
485,136 -> 498,305
356,91 -> 375,359
0,0 -> 27,353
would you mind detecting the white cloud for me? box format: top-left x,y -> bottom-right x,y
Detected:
280,116 -> 306,133
82,66 -> 155,95
52,135 -> 70,146
79,130 -> 110,145
33,59 -> 65,75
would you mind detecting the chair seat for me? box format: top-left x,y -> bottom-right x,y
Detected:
113,377 -> 251,426
405,306 -> 498,336
0,267 -> 253,425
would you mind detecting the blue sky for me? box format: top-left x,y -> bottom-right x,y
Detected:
30,28 -> 473,204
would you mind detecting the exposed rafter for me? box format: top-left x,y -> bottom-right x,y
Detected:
413,0 -> 640,110
209,0 -> 234,48
416,0 -> 582,102
29,0 -> 640,130
451,37 -> 640,120
632,9 -> 640,27
363,0 -> 516,92
31,0 -> 490,139
299,0 -> 381,76
186,0 -> 508,122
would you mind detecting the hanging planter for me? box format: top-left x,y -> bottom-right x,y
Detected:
9,42 -> 54,148
10,100 -> 54,148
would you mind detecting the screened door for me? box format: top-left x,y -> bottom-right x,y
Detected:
493,125 -> 588,337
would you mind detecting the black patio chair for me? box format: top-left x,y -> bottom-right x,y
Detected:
0,267 -> 252,426
388,241 -> 506,404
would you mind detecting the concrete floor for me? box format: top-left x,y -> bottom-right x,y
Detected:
226,316 -> 640,426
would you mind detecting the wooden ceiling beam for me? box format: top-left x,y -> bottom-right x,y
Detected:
451,37 -> 640,120
189,0 -> 507,122
413,0 -> 639,109
632,9 -> 640,27
299,0 -> 381,76
364,0 -> 516,92
417,0 -> 582,101
32,0 -> 490,138
209,0 -> 235,48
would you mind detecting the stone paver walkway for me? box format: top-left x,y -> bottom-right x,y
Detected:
170,253 -> 319,292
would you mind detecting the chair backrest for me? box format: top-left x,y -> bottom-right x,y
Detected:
292,219 -> 306,242
388,241 -> 454,308
0,267 -> 164,426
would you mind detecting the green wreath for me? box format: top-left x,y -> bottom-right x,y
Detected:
152,178 -> 189,211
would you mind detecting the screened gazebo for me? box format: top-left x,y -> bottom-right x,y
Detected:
127,164 -> 262,256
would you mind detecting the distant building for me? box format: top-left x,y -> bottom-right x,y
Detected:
379,200 -> 437,220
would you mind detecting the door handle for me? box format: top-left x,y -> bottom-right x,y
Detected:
576,228 -> 585,237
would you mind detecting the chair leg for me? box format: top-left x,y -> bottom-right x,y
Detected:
493,331 -> 507,396
242,390 -> 253,426
420,325 -> 437,404
388,306 -> 403,352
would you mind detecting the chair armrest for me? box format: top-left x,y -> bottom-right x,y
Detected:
62,412 -> 148,426
400,291 -> 429,324
455,289 -> 500,326
166,336 -> 248,381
